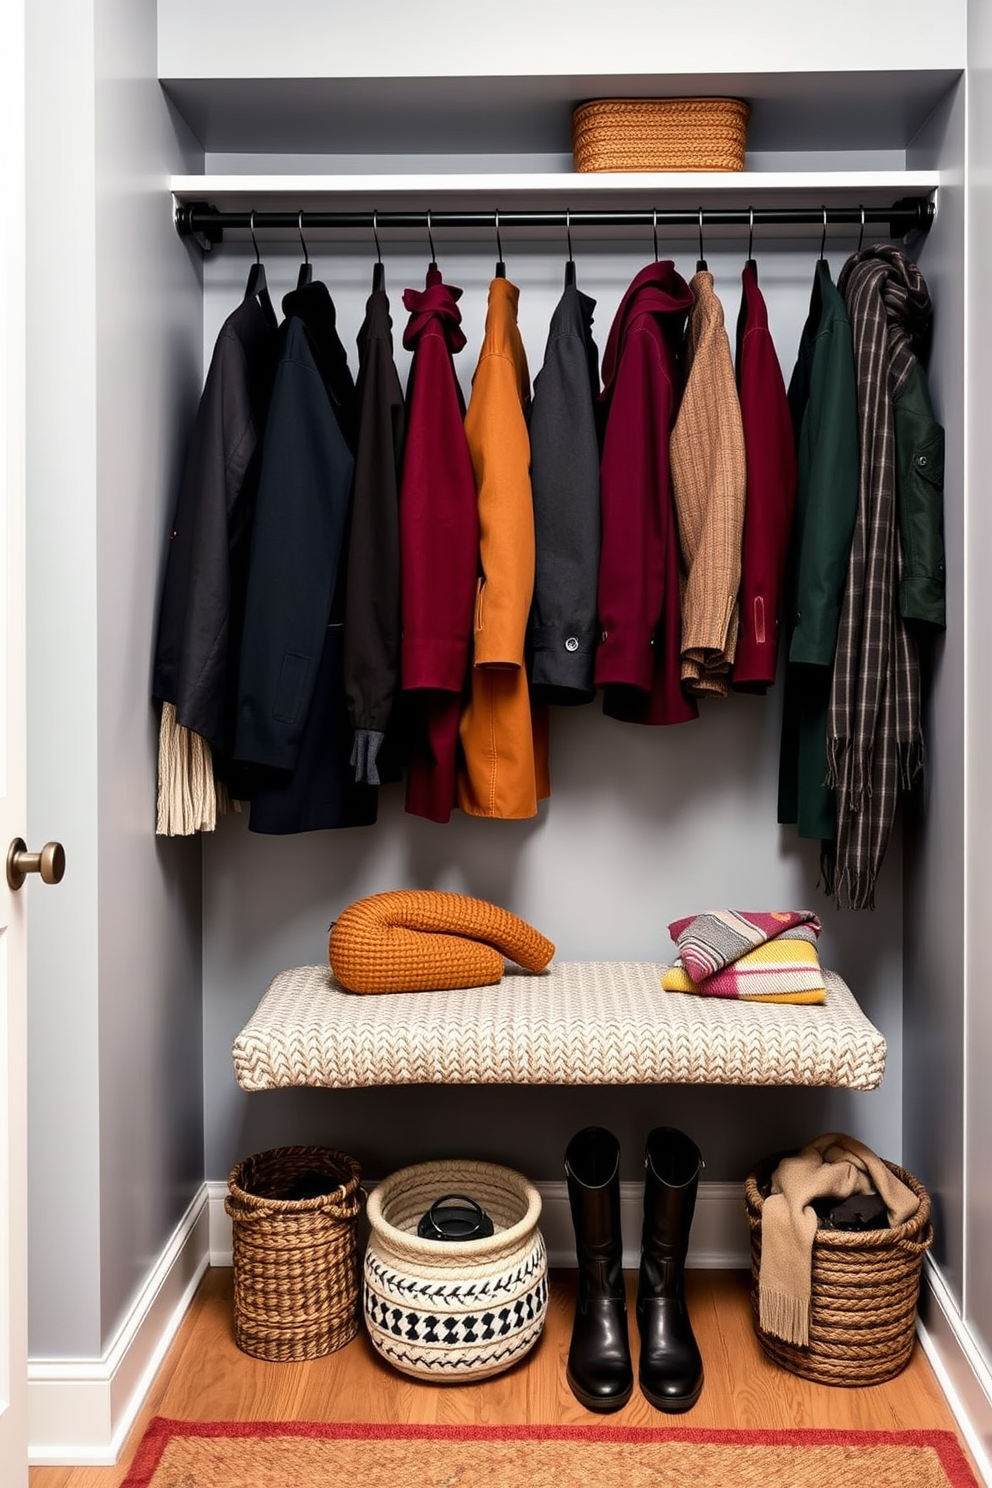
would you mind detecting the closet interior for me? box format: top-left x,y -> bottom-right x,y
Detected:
25,0 -> 990,1470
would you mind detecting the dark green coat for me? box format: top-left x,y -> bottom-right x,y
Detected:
778,260 -> 859,842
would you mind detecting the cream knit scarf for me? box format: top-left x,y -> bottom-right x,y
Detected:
758,1132 -> 919,1346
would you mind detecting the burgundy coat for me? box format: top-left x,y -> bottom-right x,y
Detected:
398,267 -> 479,822
732,259 -> 797,691
595,260 -> 697,726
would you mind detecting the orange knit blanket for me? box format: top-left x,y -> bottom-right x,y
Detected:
328,890 -> 556,994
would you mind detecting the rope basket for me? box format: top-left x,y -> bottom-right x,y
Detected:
364,1158 -> 548,1382
744,1154 -> 933,1385
572,97 -> 749,173
226,1144 -> 362,1362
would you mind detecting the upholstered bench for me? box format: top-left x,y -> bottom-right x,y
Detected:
232,961 -> 886,1092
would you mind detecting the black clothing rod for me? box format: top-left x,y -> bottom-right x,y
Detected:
176,196 -> 935,247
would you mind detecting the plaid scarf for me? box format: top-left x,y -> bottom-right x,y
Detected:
826,247 -> 932,910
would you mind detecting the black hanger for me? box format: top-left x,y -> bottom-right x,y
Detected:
296,211 -> 313,289
819,206 -> 828,262
857,204 -> 866,255
371,210 -> 385,293
245,211 -> 277,324
653,207 -> 660,263
696,208 -> 708,273
427,209 -> 438,273
564,207 -> 576,287
494,208 -> 506,278
746,206 -> 756,270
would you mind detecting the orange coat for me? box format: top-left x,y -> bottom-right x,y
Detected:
458,278 -> 550,818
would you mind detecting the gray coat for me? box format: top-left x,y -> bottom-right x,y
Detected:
527,283 -> 602,704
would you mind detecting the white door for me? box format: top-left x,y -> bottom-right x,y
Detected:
0,0 -> 30,1480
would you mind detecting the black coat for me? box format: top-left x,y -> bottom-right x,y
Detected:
527,283 -> 602,704
234,288 -> 377,833
342,285 -> 405,783
152,292 -> 279,770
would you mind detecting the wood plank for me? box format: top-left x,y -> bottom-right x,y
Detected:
28,1267 -> 975,1486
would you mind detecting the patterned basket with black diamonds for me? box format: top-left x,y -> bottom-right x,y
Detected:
363,1158 -> 548,1382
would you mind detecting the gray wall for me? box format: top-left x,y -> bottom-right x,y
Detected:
200,238 -> 905,1190
963,0 -> 992,1374
26,0 -> 206,1357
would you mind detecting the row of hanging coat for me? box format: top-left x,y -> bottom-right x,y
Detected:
151,225 -> 944,909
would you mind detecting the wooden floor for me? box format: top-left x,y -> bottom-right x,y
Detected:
30,1266 -> 976,1487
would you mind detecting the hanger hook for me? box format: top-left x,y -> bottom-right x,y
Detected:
653,207 -> 659,262
698,207 -> 705,264
565,206 -> 573,262
250,210 -> 260,265
748,206 -> 754,262
858,204 -> 866,254
819,206 -> 828,260
495,206 -> 504,264
298,210 -> 309,268
372,209 -> 382,264
426,208 -> 437,267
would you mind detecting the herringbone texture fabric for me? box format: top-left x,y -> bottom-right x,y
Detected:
232,961 -> 886,1091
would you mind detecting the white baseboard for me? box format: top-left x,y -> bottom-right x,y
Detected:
27,1185 -> 211,1467
206,1177 -> 753,1270
917,1256 -> 992,1488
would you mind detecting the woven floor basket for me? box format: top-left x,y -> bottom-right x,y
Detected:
572,97 -> 749,173
364,1158 -> 548,1383
744,1154 -> 933,1385
226,1145 -> 362,1362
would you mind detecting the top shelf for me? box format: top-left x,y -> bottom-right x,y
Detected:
171,170 -> 941,207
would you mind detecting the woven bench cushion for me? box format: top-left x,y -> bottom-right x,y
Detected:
232,961 -> 886,1091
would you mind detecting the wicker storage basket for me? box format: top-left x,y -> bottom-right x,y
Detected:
226,1144 -> 362,1362
572,97 -> 749,173
744,1153 -> 933,1385
364,1158 -> 548,1383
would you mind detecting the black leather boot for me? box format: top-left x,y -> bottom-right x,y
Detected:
636,1125 -> 704,1412
564,1126 -> 633,1412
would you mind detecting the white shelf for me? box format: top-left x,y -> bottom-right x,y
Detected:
172,170 -> 940,209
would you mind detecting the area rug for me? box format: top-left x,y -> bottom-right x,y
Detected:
120,1418 -> 981,1487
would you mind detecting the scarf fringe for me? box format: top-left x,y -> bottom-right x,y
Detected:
156,703 -> 242,835
899,736 -> 926,791
759,1286 -> 810,1347
832,864 -> 877,912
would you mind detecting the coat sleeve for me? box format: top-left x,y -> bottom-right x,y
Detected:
400,333 -> 479,693
894,362 -> 946,630
464,349 -> 535,668
788,318 -> 860,668
343,327 -> 405,751
595,326 -> 675,693
528,329 -> 601,701
234,320 -> 355,773
152,323 -> 256,754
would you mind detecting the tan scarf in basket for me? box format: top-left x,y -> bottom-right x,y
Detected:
758,1132 -> 919,1346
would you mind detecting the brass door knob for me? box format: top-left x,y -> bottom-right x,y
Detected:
6,838 -> 66,891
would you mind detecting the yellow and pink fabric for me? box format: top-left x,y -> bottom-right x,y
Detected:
661,909 -> 826,1004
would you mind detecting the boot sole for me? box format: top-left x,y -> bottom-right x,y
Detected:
566,1368 -> 633,1413
638,1376 -> 703,1413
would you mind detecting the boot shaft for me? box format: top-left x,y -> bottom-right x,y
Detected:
565,1125 -> 625,1299
640,1126 -> 702,1290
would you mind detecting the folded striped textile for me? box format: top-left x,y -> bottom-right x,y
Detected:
661,909 -> 826,1003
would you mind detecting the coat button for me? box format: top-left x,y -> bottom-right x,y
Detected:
917,454 -> 928,468
795,611 -> 801,625
601,629 -> 608,643
564,636 -> 579,652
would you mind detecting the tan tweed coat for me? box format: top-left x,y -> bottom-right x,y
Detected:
670,271 -> 747,696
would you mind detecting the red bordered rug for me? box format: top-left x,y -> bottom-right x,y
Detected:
120,1417 -> 981,1487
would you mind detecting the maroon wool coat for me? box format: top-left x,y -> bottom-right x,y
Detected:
732,259 -> 798,691
595,260 -> 698,727
398,267 -> 479,822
